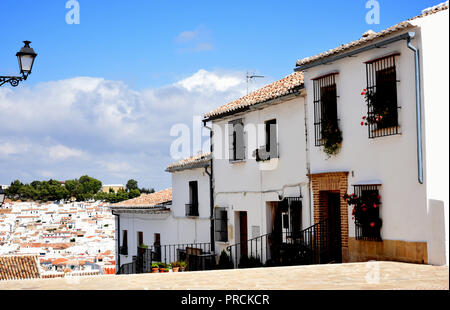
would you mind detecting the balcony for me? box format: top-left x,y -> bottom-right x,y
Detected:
253,144 -> 279,162
185,203 -> 199,217
119,246 -> 128,256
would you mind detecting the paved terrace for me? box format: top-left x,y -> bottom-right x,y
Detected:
1,262 -> 448,290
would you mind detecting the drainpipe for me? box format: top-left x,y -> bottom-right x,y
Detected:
203,120 -> 215,254
406,32 -> 424,184
111,210 -> 120,273
303,94 -> 313,227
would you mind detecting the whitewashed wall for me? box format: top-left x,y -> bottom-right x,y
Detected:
302,11 -> 448,265
117,167 -> 211,266
212,96 -> 311,252
171,167 -> 211,244
412,9 -> 449,265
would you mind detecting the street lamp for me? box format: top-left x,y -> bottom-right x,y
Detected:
0,41 -> 37,87
0,188 -> 5,208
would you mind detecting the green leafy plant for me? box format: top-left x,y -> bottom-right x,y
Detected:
361,88 -> 397,129
151,262 -> 160,269
217,250 -> 234,269
343,192 -> 382,240
238,254 -> 250,268
248,256 -> 263,268
321,118 -> 342,157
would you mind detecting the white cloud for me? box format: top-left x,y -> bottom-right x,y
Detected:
0,141 -> 30,156
175,26 -> 214,53
48,145 -> 86,161
0,69 -> 270,188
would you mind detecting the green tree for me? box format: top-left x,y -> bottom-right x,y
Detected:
129,188 -> 141,199
140,187 -> 155,194
79,175 -> 102,195
126,179 -> 139,191
6,180 -> 23,199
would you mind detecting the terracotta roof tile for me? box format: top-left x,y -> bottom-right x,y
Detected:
166,152 -> 211,172
295,2 -> 448,68
204,72 -> 304,120
0,255 -> 41,281
110,188 -> 172,208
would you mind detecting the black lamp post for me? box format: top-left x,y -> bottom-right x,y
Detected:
0,41 -> 37,87
0,188 -> 5,208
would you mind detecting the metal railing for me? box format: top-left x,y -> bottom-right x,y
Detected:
185,203 -> 199,217
226,219 -> 332,268
118,261 -> 136,275
134,242 -> 213,274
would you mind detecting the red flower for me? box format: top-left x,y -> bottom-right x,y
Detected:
373,204 -> 377,208
361,91 -> 366,96
361,122 -> 364,126
370,222 -> 375,228
362,207 -> 367,212
377,195 -> 381,200
362,116 -> 366,120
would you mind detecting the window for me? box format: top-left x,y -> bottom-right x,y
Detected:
186,181 -> 199,216
215,207 -> 228,242
228,119 -> 245,162
137,231 -> 143,247
255,119 -> 279,161
313,73 -> 339,146
365,54 -> 400,138
120,230 -> 128,255
353,185 -> 382,241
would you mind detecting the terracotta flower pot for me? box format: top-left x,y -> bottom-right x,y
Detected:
172,267 -> 179,272
152,268 -> 159,273
159,268 -> 165,273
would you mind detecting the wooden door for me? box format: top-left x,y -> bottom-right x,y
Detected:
239,212 -> 248,258
327,192 -> 342,263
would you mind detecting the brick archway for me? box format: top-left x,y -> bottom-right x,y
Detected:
309,171 -> 349,262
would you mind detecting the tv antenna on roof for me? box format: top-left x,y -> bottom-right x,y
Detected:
246,71 -> 265,95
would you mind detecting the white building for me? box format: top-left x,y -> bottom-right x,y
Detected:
202,3 -> 448,266
111,153 -> 212,272
293,3 -> 448,265
203,72 -> 310,266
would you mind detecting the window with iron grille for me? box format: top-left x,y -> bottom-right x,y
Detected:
353,185 -> 382,241
313,73 -> 339,146
228,119 -> 245,162
365,54 -> 401,138
186,181 -> 199,216
214,207 -> 228,242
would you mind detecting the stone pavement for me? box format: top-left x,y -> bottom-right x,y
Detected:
0,262 -> 448,290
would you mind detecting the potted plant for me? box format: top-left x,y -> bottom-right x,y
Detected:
343,192 -> 382,240
360,88 -> 396,129
321,117 -> 342,157
238,254 -> 250,269
179,261 -> 187,272
217,250 -> 234,270
248,256 -> 263,268
171,261 -> 180,272
151,262 -> 159,273
158,262 -> 167,273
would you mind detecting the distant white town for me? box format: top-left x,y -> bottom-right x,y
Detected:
0,199 -> 116,278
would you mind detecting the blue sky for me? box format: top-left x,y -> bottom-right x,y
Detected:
0,0 -> 444,190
